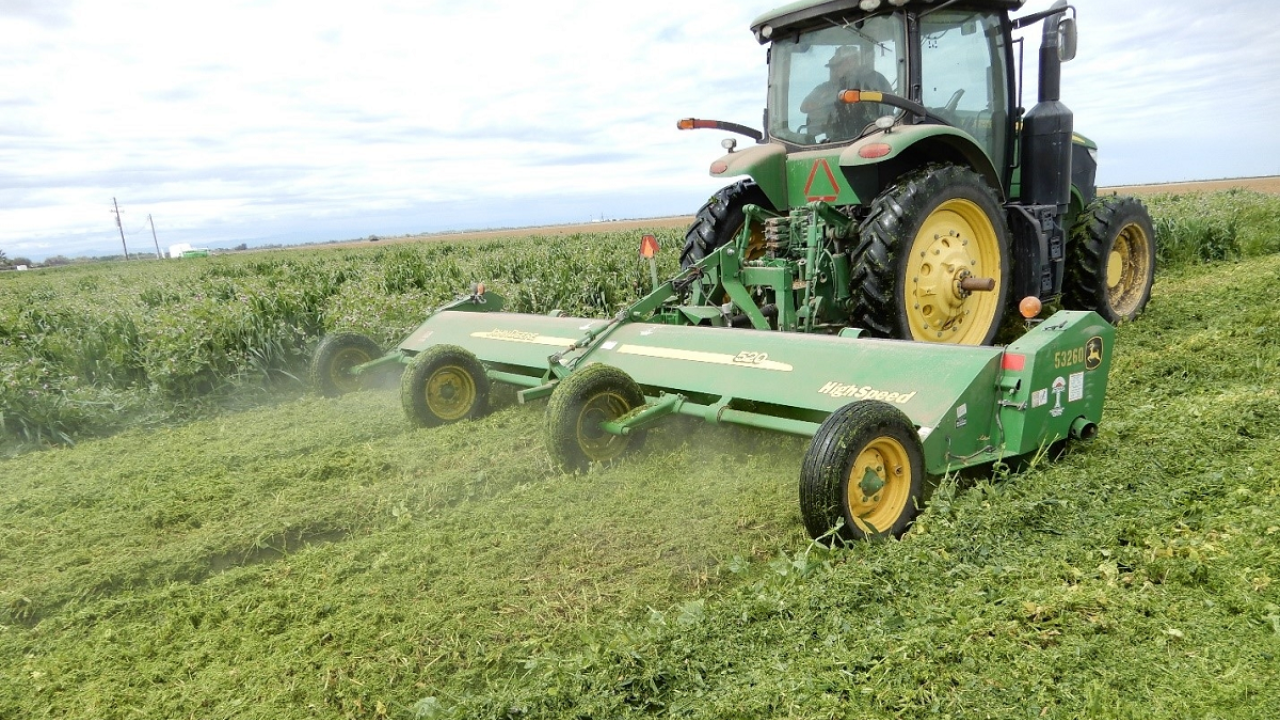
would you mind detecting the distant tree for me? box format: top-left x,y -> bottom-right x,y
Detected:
42,255 -> 72,267
232,243 -> 248,251
0,248 -> 7,266
10,256 -> 32,267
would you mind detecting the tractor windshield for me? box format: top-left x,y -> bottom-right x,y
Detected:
918,10 -> 1011,177
767,14 -> 906,146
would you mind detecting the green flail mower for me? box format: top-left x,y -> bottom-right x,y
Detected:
311,0 -> 1153,543
311,241 -> 1118,543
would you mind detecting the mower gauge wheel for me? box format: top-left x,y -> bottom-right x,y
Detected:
310,332 -> 383,397
800,400 -> 926,543
545,364 -> 647,474
400,345 -> 490,427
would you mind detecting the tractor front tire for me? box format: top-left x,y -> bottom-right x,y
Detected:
680,180 -> 773,268
545,364 -> 647,473
852,164 -> 1010,345
400,345 -> 489,428
800,400 -> 926,543
1065,196 -> 1156,324
310,332 -> 383,397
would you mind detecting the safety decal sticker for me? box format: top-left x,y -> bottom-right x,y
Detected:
1031,388 -> 1049,409
1069,371 -> 1085,403
1050,377 -> 1067,418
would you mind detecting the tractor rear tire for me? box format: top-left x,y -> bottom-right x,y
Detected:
310,332 -> 383,397
400,345 -> 489,428
851,164 -> 1010,345
680,180 -> 773,268
1065,196 -> 1156,324
545,364 -> 647,473
800,400 -> 925,543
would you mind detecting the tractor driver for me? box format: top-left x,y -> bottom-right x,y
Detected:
800,44 -> 893,142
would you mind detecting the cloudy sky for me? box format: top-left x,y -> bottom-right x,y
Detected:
2,0 -> 1277,261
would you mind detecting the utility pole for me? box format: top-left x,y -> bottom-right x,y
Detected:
148,214 -> 162,259
112,197 -> 130,260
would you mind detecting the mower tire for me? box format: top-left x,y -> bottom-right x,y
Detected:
1065,196 -> 1156,324
800,400 -> 925,543
545,364 -> 647,473
680,180 -> 773,268
400,344 -> 489,428
852,164 -> 1010,345
310,332 -> 383,397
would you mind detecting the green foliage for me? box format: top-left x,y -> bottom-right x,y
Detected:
1144,188 -> 1280,266
0,231 -> 682,448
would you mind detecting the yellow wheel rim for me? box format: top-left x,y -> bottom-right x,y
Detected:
575,391 -> 632,462
1105,221 -> 1153,318
904,198 -> 1003,345
425,365 -> 477,422
329,348 -> 372,393
846,435 -> 912,536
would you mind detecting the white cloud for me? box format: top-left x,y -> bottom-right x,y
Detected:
2,0 -> 1277,259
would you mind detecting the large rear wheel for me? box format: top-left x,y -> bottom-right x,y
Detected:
1065,196 -> 1156,323
800,400 -> 926,543
310,332 -> 382,397
545,364 -> 647,473
852,165 -> 1010,345
680,180 -> 774,268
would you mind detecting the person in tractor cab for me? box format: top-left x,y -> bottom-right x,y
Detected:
800,43 -> 892,143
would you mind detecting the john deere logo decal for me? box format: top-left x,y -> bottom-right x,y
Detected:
1085,336 -> 1104,371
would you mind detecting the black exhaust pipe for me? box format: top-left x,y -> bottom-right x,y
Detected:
1018,0 -> 1073,296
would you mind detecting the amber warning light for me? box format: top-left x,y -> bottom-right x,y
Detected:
678,118 -> 717,130
840,90 -> 884,104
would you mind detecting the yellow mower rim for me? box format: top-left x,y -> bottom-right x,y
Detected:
574,390 -> 633,462
329,347 -> 373,393
846,435 -> 912,536
425,364 -> 478,422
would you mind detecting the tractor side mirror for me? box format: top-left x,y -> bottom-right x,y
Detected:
1057,17 -> 1077,62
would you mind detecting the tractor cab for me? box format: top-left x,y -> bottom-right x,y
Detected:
763,5 -> 1013,182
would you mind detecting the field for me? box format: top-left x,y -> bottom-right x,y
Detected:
2,188 -> 1280,718
314,176 -> 1280,252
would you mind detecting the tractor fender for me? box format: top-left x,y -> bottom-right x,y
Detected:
838,125 -> 1004,201
707,142 -> 788,210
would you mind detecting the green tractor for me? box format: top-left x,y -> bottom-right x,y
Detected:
311,0 -> 1153,543
678,0 -> 1155,345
